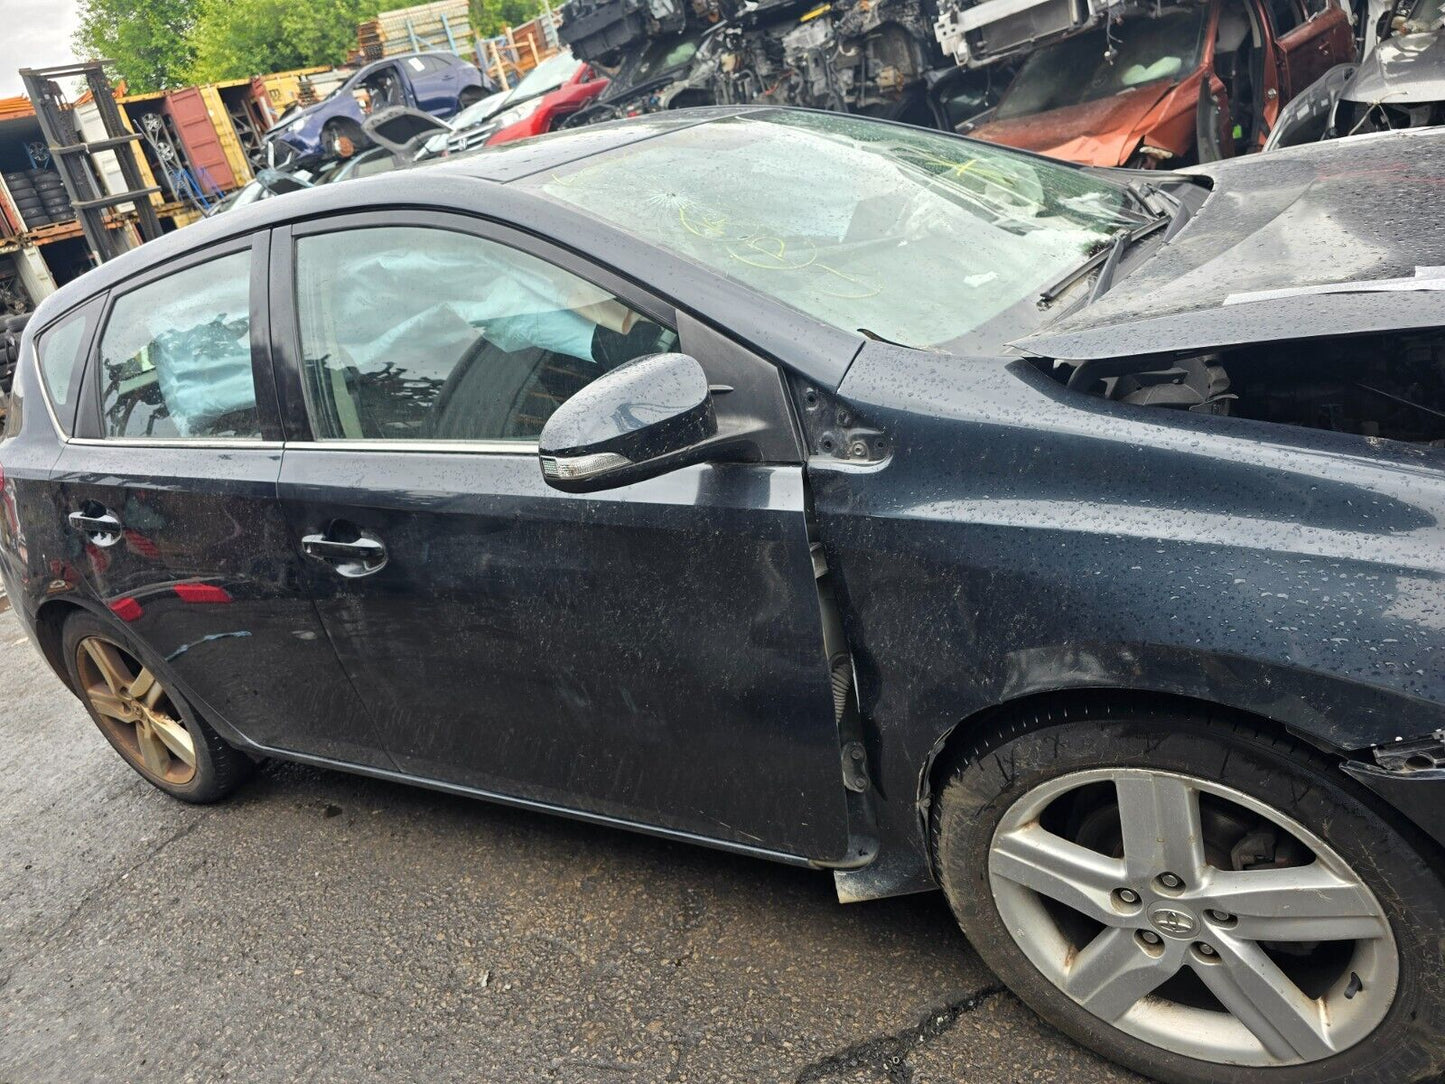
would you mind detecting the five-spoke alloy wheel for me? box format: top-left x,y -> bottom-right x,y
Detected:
76,634 -> 198,785
61,610 -> 252,803
933,709 -> 1445,1084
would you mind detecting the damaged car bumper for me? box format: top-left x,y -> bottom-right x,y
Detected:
1343,734 -> 1445,852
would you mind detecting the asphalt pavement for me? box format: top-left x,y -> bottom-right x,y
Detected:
0,608 -> 1141,1083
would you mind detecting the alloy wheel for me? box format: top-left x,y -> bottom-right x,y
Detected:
75,635 -> 196,785
989,767 -> 1397,1066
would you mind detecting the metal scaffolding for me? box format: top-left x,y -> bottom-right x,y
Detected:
18,61 -> 163,263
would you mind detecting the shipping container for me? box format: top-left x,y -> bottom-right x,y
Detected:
197,85 -> 253,186
163,87 -> 237,194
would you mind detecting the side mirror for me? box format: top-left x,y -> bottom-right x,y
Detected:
539,352 -> 734,492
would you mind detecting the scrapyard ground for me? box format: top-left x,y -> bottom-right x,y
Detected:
0,608 -> 1139,1083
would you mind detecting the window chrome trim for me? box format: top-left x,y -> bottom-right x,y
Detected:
64,437 -> 285,450
283,438 -> 537,455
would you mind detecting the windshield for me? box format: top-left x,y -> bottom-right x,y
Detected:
525,112 -> 1139,348
995,7 -> 1209,121
449,89 -> 510,128
509,51 -> 579,101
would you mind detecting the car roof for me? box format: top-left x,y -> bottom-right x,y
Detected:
39,107 -> 756,318
29,108 -> 862,389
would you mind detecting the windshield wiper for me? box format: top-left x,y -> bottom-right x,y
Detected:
1038,215 -> 1169,308
1128,179 -> 1193,241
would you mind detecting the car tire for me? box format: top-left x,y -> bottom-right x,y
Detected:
458,85 -> 485,108
61,610 -> 253,804
931,705 -> 1445,1084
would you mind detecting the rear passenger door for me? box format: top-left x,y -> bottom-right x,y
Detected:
53,235 -> 390,767
268,213 -> 853,861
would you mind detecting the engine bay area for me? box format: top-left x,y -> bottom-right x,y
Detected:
1050,333 -> 1445,444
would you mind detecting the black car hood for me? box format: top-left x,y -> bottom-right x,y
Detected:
1017,130 -> 1445,361
1342,30 -> 1445,106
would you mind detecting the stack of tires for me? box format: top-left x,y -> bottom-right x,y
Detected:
1,313 -> 29,396
3,169 -> 75,230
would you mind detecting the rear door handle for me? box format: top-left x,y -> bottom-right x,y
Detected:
301,533 -> 387,577
68,509 -> 123,546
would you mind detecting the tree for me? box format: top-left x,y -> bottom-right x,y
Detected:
188,0 -> 381,82
469,0 -> 551,38
74,0 -> 201,92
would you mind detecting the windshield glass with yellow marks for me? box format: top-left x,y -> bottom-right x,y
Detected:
523,111 -> 1139,348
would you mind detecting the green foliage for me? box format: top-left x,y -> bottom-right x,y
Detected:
72,0 -> 550,91
74,0 -> 201,92
468,0 -> 551,38
189,0 -> 383,82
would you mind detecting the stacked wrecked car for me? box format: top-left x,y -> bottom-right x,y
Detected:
553,0 -> 1362,166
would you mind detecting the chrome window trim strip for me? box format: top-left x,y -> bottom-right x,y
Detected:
283,439 -> 537,455
64,437 -> 285,450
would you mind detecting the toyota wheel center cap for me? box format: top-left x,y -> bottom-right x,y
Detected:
1148,905 -> 1199,938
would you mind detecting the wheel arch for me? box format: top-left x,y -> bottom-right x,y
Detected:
916,686 -> 1347,870
33,597 -> 93,694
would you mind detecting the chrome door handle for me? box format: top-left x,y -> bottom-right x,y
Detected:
301,533 -> 387,577
68,509 -> 122,546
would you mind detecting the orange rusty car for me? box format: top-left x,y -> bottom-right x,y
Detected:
960,0 -> 1355,166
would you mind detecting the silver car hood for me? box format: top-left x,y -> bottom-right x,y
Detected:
1343,30 -> 1445,105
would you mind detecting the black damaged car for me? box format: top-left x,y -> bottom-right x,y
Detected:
3,109 -> 1444,1084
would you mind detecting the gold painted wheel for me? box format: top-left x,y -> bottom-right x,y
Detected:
75,635 -> 196,785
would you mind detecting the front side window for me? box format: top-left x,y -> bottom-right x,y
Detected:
525,111 -> 1139,349
97,250 -> 259,439
293,226 -> 676,441
36,307 -> 94,425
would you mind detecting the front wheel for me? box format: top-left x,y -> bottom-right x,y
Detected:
931,709 -> 1445,1084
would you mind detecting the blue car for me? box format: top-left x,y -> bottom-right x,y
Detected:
264,52 -> 491,162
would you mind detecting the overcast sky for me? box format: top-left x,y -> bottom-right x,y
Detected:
0,0 -> 82,98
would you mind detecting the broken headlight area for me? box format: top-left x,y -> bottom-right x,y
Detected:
1050,332 -> 1445,445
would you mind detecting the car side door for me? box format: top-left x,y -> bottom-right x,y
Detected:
405,55 -> 453,114
268,212 -> 854,861
1269,0 -> 1354,101
52,233 -> 392,768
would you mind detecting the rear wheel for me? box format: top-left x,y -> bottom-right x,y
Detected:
62,611 -> 252,803
931,708 -> 1445,1084
458,85 -> 485,108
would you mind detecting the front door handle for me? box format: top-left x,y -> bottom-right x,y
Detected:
68,509 -> 123,547
301,532 -> 387,577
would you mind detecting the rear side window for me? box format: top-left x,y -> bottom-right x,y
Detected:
292,226 -> 677,442
97,251 -> 259,440
36,307 -> 94,427
1266,0 -> 1302,32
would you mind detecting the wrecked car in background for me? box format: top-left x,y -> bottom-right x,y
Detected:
7,108 -> 1445,1084
558,0 -> 952,126
953,0 -> 1355,165
263,51 -> 492,163
1266,0 -> 1445,147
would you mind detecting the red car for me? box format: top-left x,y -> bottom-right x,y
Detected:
963,0 -> 1355,167
485,52 -> 610,146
